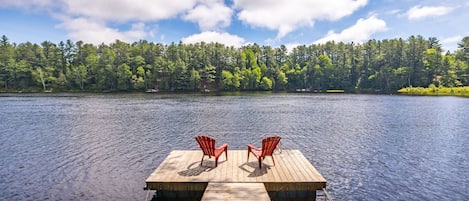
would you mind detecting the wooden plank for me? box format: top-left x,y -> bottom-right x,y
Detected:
291,150 -> 320,181
152,150 -> 183,181
275,150 -> 295,182
270,153 -> 288,183
237,150 -> 247,182
173,150 -> 196,182
292,150 -> 326,182
283,151 -> 299,180
221,151 -> 228,182
268,153 -> 282,182
229,151 -> 236,182
265,155 -> 277,182
201,182 -> 270,201
240,151 -> 250,182
282,150 -> 314,192
280,150 -> 326,190
286,149 -> 307,181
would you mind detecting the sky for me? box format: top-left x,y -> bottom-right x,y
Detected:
1,0 -> 468,52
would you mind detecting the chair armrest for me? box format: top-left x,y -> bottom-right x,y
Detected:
247,144 -> 261,151
216,143 -> 228,150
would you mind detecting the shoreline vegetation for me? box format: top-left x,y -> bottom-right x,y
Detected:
1,35 -> 469,95
397,85 -> 469,97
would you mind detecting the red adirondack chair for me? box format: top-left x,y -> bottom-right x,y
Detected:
247,135 -> 282,168
195,135 -> 228,167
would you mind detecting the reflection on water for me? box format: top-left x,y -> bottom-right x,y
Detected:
0,93 -> 468,200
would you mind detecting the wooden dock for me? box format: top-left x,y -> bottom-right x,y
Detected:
145,150 -> 326,200
201,182 -> 270,201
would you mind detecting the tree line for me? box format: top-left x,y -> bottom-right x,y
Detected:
1,35 -> 468,93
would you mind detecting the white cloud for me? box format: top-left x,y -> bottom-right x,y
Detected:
1,0 -> 201,44
183,0 -> 232,31
283,43 -> 302,53
233,0 -> 368,39
62,0 -> 197,22
1,0 -> 197,23
441,35 -> 463,52
57,17 -> 148,44
181,31 -> 246,47
406,5 -> 454,20
58,1 -> 198,44
0,0 -> 198,21
0,0 -> 56,9
441,35 -> 463,44
314,16 -> 387,44
386,9 -> 401,15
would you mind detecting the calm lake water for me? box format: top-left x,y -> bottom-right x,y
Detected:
0,93 -> 468,201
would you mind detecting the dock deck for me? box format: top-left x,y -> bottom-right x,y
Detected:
145,150 -> 326,200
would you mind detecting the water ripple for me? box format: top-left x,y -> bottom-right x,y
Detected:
1,94 -> 469,200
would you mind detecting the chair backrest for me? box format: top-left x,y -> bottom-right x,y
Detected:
195,135 -> 216,156
261,135 -> 281,157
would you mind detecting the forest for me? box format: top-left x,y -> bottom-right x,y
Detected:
1,35 -> 468,93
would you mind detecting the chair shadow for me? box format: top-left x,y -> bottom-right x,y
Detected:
177,160 -> 226,177
238,161 -> 271,177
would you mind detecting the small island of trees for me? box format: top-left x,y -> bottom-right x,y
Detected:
1,35 -> 468,95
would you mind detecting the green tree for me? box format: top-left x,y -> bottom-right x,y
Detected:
0,35 -> 15,89
259,76 -> 273,90
276,70 -> 288,90
116,64 -> 132,90
31,66 -> 55,91
72,64 -> 88,90
202,64 -> 217,90
423,48 -> 442,86
131,66 -> 146,90
406,35 -> 428,86
173,60 -> 190,91
188,68 -> 201,91
221,70 -> 234,90
95,44 -> 117,90
457,36 -> 469,63
286,64 -> 306,90
439,55 -> 457,86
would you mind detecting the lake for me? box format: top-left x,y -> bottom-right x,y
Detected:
0,93 -> 468,200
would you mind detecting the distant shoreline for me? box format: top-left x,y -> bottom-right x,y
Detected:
2,87 -> 469,97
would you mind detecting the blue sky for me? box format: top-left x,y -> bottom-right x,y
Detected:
1,0 -> 468,52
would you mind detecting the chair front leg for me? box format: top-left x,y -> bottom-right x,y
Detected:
225,146 -> 228,160
247,146 -> 251,161
200,155 -> 205,166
